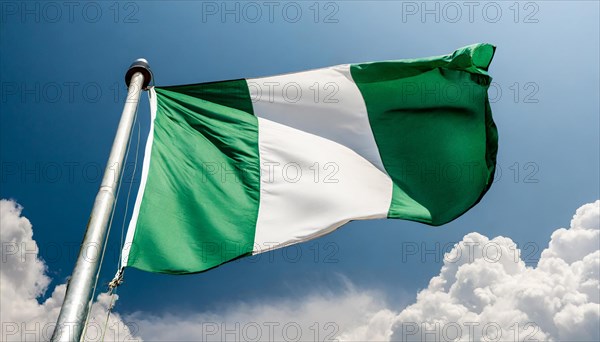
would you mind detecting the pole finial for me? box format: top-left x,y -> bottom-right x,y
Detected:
125,58 -> 152,89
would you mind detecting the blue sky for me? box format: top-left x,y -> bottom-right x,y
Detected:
1,1 -> 599,340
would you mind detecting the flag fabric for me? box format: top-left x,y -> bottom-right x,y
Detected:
121,43 -> 498,274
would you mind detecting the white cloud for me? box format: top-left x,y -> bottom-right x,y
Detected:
127,281 -> 388,342
0,199 -> 137,342
343,200 -> 599,342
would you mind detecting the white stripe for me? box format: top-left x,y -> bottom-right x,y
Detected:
121,88 -> 157,268
253,117 -> 392,253
248,65 -> 386,172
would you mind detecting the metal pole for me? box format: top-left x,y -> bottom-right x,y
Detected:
51,59 -> 152,342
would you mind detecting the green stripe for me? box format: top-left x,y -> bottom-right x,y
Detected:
128,80 -> 260,274
351,43 -> 498,225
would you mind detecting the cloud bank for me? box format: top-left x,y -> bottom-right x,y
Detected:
343,200 -> 600,341
1,198 -> 598,341
127,284 -> 390,341
0,199 -> 137,341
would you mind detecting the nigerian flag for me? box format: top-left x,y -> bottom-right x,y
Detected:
121,43 -> 498,274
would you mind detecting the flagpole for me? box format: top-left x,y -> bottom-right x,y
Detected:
51,59 -> 152,342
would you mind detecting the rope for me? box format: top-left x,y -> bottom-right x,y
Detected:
80,97 -> 141,341
119,118 -> 142,270
103,115 -> 141,293
99,102 -> 142,342
99,287 -> 118,342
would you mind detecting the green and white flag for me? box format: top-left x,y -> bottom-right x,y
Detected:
121,43 -> 498,274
